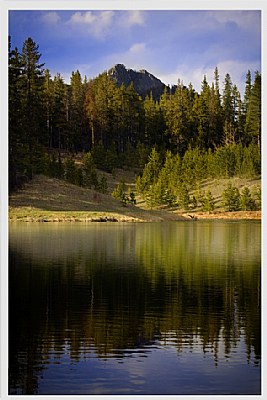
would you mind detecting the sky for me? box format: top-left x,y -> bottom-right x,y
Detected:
8,9 -> 261,96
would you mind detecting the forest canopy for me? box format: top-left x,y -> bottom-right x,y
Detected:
9,37 -> 261,191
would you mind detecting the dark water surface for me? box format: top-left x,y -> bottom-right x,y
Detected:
9,221 -> 261,395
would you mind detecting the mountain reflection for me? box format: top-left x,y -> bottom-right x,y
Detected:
9,222 -> 261,395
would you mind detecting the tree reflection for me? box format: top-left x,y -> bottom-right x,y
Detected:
9,222 -> 261,394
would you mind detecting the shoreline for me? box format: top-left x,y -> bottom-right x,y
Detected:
9,207 -> 261,223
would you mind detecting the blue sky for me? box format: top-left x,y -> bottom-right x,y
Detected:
9,9 -> 261,95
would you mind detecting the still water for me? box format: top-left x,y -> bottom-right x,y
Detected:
9,221 -> 261,395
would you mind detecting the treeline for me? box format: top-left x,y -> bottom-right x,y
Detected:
9,37 -> 261,190
135,146 -> 261,210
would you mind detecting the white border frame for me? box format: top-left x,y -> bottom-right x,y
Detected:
1,1 -> 266,400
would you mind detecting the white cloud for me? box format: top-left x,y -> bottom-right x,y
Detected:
67,11 -> 115,39
65,10 -> 145,40
41,12 -> 60,25
207,10 -> 261,32
96,42 -> 154,74
129,42 -> 147,54
158,59 -> 260,96
124,11 -> 146,27
68,11 -> 96,25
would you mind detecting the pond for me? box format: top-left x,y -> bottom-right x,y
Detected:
9,221 -> 261,395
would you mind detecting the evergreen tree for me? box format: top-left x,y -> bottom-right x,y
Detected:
144,93 -> 165,147
112,178 -> 127,203
193,75 -> 210,149
202,190 -> 215,213
251,186 -> 261,210
213,146 -> 236,178
64,158 -> 80,185
232,84 -> 242,143
243,70 -> 252,115
212,67 -> 224,146
245,72 -> 261,147
241,143 -> 261,177
9,38 -> 25,189
178,182 -> 190,210
240,187 -> 256,211
43,69 -> 54,149
163,80 -> 192,152
82,152 -> 98,189
136,148 -> 162,195
20,37 -> 45,179
222,183 -> 241,211
52,73 -> 68,150
69,70 -> 87,151
124,82 -> 144,148
222,73 -> 235,146
182,146 -> 207,183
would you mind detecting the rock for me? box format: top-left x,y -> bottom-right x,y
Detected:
107,63 -> 176,100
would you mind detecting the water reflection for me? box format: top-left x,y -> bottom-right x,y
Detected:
9,221 -> 261,395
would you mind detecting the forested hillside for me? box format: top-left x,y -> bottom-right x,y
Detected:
9,37 -> 261,212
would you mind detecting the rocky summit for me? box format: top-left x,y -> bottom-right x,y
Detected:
108,63 -> 168,100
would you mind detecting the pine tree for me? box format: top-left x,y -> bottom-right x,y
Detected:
231,84 -> 242,143
143,93 -> 164,147
163,80 -> 192,152
9,38 -> 25,189
245,72 -> 261,147
213,67 -> 224,146
112,178 -> 127,203
82,152 -> 98,189
222,73 -> 235,146
251,186 -> 261,210
203,190 -> 215,213
222,183 -> 241,211
64,158 -> 80,185
69,70 -> 87,151
193,75 -> 210,149
178,182 -> 190,210
243,70 -> 252,115
43,69 -> 54,149
52,73 -> 68,150
124,82 -> 144,148
136,148 -> 162,195
240,187 -> 256,211
20,37 -> 45,179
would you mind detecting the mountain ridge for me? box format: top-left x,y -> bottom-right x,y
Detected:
107,63 -> 174,100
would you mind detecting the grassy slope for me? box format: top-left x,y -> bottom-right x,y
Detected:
9,171 -> 261,222
8,174 -> 186,222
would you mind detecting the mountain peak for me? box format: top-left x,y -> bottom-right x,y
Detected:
107,64 -> 166,100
